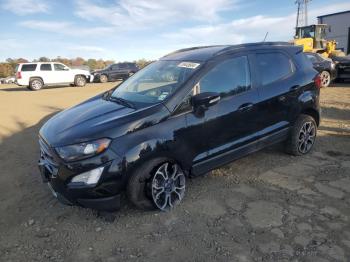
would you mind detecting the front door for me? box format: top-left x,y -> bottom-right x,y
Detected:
186,55 -> 261,174
53,63 -> 73,83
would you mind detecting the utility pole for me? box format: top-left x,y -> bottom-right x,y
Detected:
295,0 -> 311,28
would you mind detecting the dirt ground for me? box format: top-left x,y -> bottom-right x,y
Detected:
0,81 -> 349,262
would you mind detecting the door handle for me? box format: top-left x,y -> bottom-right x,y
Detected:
238,103 -> 253,112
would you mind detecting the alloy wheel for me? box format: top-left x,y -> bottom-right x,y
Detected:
100,75 -> 108,83
151,162 -> 185,211
298,121 -> 316,154
31,80 -> 42,90
320,71 -> 331,87
76,76 -> 85,86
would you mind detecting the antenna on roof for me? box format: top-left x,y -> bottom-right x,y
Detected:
263,32 -> 269,42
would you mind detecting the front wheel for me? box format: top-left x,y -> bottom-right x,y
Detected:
285,114 -> 317,156
74,75 -> 87,87
127,159 -> 186,211
320,71 -> 331,87
99,74 -> 108,83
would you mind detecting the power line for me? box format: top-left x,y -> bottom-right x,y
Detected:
295,0 -> 312,28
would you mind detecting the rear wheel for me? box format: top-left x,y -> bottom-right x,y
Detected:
99,74 -> 108,83
74,75 -> 87,87
29,78 -> 44,91
127,159 -> 186,211
285,114 -> 317,156
320,71 -> 331,87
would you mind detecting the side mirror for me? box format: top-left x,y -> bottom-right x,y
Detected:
192,92 -> 220,109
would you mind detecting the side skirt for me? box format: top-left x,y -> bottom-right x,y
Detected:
191,128 -> 289,176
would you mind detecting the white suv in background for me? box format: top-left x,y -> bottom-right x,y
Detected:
15,62 -> 94,90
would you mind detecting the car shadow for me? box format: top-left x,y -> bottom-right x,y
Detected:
0,85 -> 75,92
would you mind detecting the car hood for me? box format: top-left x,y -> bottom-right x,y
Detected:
40,94 -> 168,147
92,69 -> 104,74
71,69 -> 91,75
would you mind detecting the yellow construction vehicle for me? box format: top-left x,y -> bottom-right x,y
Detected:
294,24 -> 345,58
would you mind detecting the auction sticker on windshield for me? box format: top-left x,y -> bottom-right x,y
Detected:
177,62 -> 200,69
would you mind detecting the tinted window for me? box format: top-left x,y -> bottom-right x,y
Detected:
111,60 -> 200,105
111,64 -> 119,70
54,64 -> 66,71
40,64 -> 52,71
199,56 -> 251,97
21,64 -> 37,71
175,88 -> 195,115
256,53 -> 293,85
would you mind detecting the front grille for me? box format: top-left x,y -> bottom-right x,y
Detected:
39,137 -> 58,169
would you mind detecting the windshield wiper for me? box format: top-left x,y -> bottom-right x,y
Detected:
108,96 -> 135,109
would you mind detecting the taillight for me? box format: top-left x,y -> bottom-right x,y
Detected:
16,71 -> 22,79
314,74 -> 321,88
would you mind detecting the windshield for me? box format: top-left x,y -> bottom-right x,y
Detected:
110,60 -> 200,106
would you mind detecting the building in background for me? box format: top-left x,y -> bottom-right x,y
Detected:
317,10 -> 350,55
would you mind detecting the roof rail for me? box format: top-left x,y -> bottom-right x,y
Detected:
162,45 -> 225,58
215,42 -> 293,56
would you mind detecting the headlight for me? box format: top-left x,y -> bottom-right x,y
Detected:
55,138 -> 111,161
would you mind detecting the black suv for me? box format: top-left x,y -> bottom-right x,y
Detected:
92,62 -> 139,83
38,43 -> 321,212
304,52 -> 336,87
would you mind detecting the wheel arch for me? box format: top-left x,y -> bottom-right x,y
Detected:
301,107 -> 320,126
74,74 -> 87,79
119,138 -> 190,179
29,76 -> 44,84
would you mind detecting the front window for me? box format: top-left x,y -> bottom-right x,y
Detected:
54,63 -> 68,71
197,56 -> 251,97
298,26 -> 315,38
111,60 -> 200,106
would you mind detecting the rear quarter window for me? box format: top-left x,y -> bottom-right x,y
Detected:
256,53 -> 294,86
21,64 -> 37,72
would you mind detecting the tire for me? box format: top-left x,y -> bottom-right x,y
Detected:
29,78 -> 44,91
74,75 -> 87,87
99,74 -> 108,83
127,158 -> 186,211
285,114 -> 317,156
320,71 -> 331,87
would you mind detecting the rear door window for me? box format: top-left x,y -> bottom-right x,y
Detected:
40,64 -> 52,71
256,53 -> 294,86
21,64 -> 37,71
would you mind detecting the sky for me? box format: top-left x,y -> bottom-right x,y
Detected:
0,0 -> 349,62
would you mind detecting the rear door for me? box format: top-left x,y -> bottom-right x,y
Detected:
40,63 -> 54,84
109,64 -> 123,80
253,51 -> 299,143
